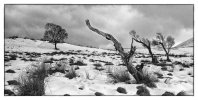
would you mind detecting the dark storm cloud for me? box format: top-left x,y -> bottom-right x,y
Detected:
5,5 -> 193,49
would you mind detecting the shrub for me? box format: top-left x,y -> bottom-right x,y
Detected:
141,69 -> 159,88
17,63 -> 48,96
48,60 -> 69,75
107,67 -> 131,83
65,67 -> 78,79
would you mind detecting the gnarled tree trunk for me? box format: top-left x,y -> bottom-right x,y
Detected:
85,19 -> 143,83
160,43 -> 171,62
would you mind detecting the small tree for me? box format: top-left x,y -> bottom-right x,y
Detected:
43,23 -> 68,50
129,30 -> 158,64
152,33 -> 175,62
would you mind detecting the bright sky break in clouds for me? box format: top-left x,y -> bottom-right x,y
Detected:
5,5 -> 193,49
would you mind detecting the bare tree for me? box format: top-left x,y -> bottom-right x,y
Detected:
43,23 -> 68,50
85,19 -> 144,83
129,30 -> 158,64
152,33 -> 175,62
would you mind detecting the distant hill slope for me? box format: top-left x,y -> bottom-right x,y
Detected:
174,37 -> 193,48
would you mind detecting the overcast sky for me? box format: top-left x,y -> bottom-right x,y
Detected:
5,5 -> 193,49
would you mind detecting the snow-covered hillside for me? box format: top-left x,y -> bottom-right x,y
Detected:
5,38 -> 194,96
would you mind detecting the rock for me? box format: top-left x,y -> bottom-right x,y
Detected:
64,94 -> 70,96
74,66 -> 80,70
7,80 -> 19,85
162,91 -> 175,96
116,87 -> 127,94
95,92 -> 104,96
5,69 -> 15,73
177,91 -> 186,96
136,86 -> 150,96
179,69 -> 184,71
4,89 -> 15,96
78,86 -> 84,90
167,73 -> 173,76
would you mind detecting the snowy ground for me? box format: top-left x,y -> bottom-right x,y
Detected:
4,38 -> 194,96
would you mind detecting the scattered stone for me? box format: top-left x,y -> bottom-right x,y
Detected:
95,92 -> 104,96
179,69 -> 184,71
136,86 -> 150,96
162,91 -> 175,96
64,94 -> 70,96
116,87 -> 127,94
74,66 -> 80,70
5,69 -> 15,73
167,73 -> 173,76
78,86 -> 84,90
7,80 -> 19,85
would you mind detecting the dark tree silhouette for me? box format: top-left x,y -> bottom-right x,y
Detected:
152,33 -> 175,62
43,23 -> 68,50
129,30 -> 158,64
85,19 -> 144,83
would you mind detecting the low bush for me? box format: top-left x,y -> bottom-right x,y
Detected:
107,67 -> 131,83
141,69 -> 159,88
65,67 -> 78,79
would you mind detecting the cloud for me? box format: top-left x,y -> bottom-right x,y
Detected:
5,5 -> 193,49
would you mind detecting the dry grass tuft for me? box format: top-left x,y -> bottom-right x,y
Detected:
17,62 -> 48,96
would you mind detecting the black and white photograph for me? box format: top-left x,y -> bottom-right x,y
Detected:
4,3 -> 194,96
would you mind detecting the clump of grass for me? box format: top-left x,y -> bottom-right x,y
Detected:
107,67 -> 131,83
53,60 -> 69,73
17,62 -> 48,96
141,69 -> 159,88
65,67 -> 78,79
